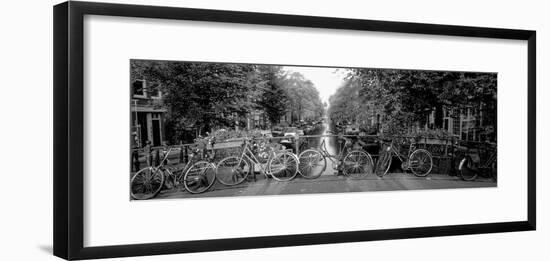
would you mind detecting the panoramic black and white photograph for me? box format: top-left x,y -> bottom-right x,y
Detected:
129,60 -> 497,200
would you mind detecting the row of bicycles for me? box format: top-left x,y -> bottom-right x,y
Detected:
131,134 -> 495,200
130,137 -> 301,200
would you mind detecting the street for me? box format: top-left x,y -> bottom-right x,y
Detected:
156,172 -> 495,199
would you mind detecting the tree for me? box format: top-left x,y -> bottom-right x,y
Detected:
330,68 -> 497,136
131,60 -> 260,142
256,66 -> 288,125
281,71 -> 324,122
131,60 -> 328,143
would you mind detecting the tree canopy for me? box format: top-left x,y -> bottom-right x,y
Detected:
328,68 -> 497,135
282,71 -> 325,122
131,60 -> 324,143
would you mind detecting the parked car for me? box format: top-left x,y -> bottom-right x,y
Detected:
284,127 -> 298,134
283,131 -> 297,139
345,124 -> 360,135
280,132 -> 297,153
260,130 -> 273,138
280,127 -> 298,143
272,127 -> 284,137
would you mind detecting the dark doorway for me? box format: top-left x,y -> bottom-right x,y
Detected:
137,113 -> 148,147
152,119 -> 161,146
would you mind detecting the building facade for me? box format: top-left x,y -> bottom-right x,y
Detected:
417,103 -> 497,142
131,79 -> 167,147
357,102 -> 496,142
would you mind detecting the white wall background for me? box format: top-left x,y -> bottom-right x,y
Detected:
0,0 -> 547,260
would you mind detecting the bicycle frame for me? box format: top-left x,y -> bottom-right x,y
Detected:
299,135 -> 374,178
382,140 -> 416,164
463,143 -> 497,170
153,148 -> 173,170
318,137 -> 347,164
376,137 -> 433,177
161,147 -> 200,182
237,141 -> 274,175
457,141 -> 497,181
482,151 -> 497,168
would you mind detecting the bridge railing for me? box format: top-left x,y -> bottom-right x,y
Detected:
130,134 -> 466,175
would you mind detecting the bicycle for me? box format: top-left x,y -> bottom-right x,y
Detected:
215,137 -> 299,185
458,141 -> 497,181
374,137 -> 433,177
297,134 -> 374,179
130,147 -> 216,200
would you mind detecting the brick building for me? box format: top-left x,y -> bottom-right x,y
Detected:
131,79 -> 167,147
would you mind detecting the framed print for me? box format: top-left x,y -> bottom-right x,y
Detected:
53,1 -> 536,260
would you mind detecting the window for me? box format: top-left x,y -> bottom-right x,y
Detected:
149,82 -> 162,99
453,116 -> 460,136
151,113 -> 161,119
132,80 -> 145,97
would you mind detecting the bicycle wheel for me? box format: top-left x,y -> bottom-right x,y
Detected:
409,149 -> 433,177
216,156 -> 250,186
375,151 -> 392,177
268,151 -> 299,181
130,167 -> 165,200
182,161 -> 216,194
458,155 -> 478,181
298,149 -> 326,179
342,150 -> 374,179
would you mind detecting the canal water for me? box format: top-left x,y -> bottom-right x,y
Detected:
301,122 -> 341,176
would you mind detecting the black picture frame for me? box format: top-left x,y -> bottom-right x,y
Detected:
53,1 -> 536,260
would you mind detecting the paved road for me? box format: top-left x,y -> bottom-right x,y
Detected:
155,172 -> 496,199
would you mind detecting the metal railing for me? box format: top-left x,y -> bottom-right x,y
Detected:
130,134 -> 477,175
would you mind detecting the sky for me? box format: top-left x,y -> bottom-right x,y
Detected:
282,66 -> 348,104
